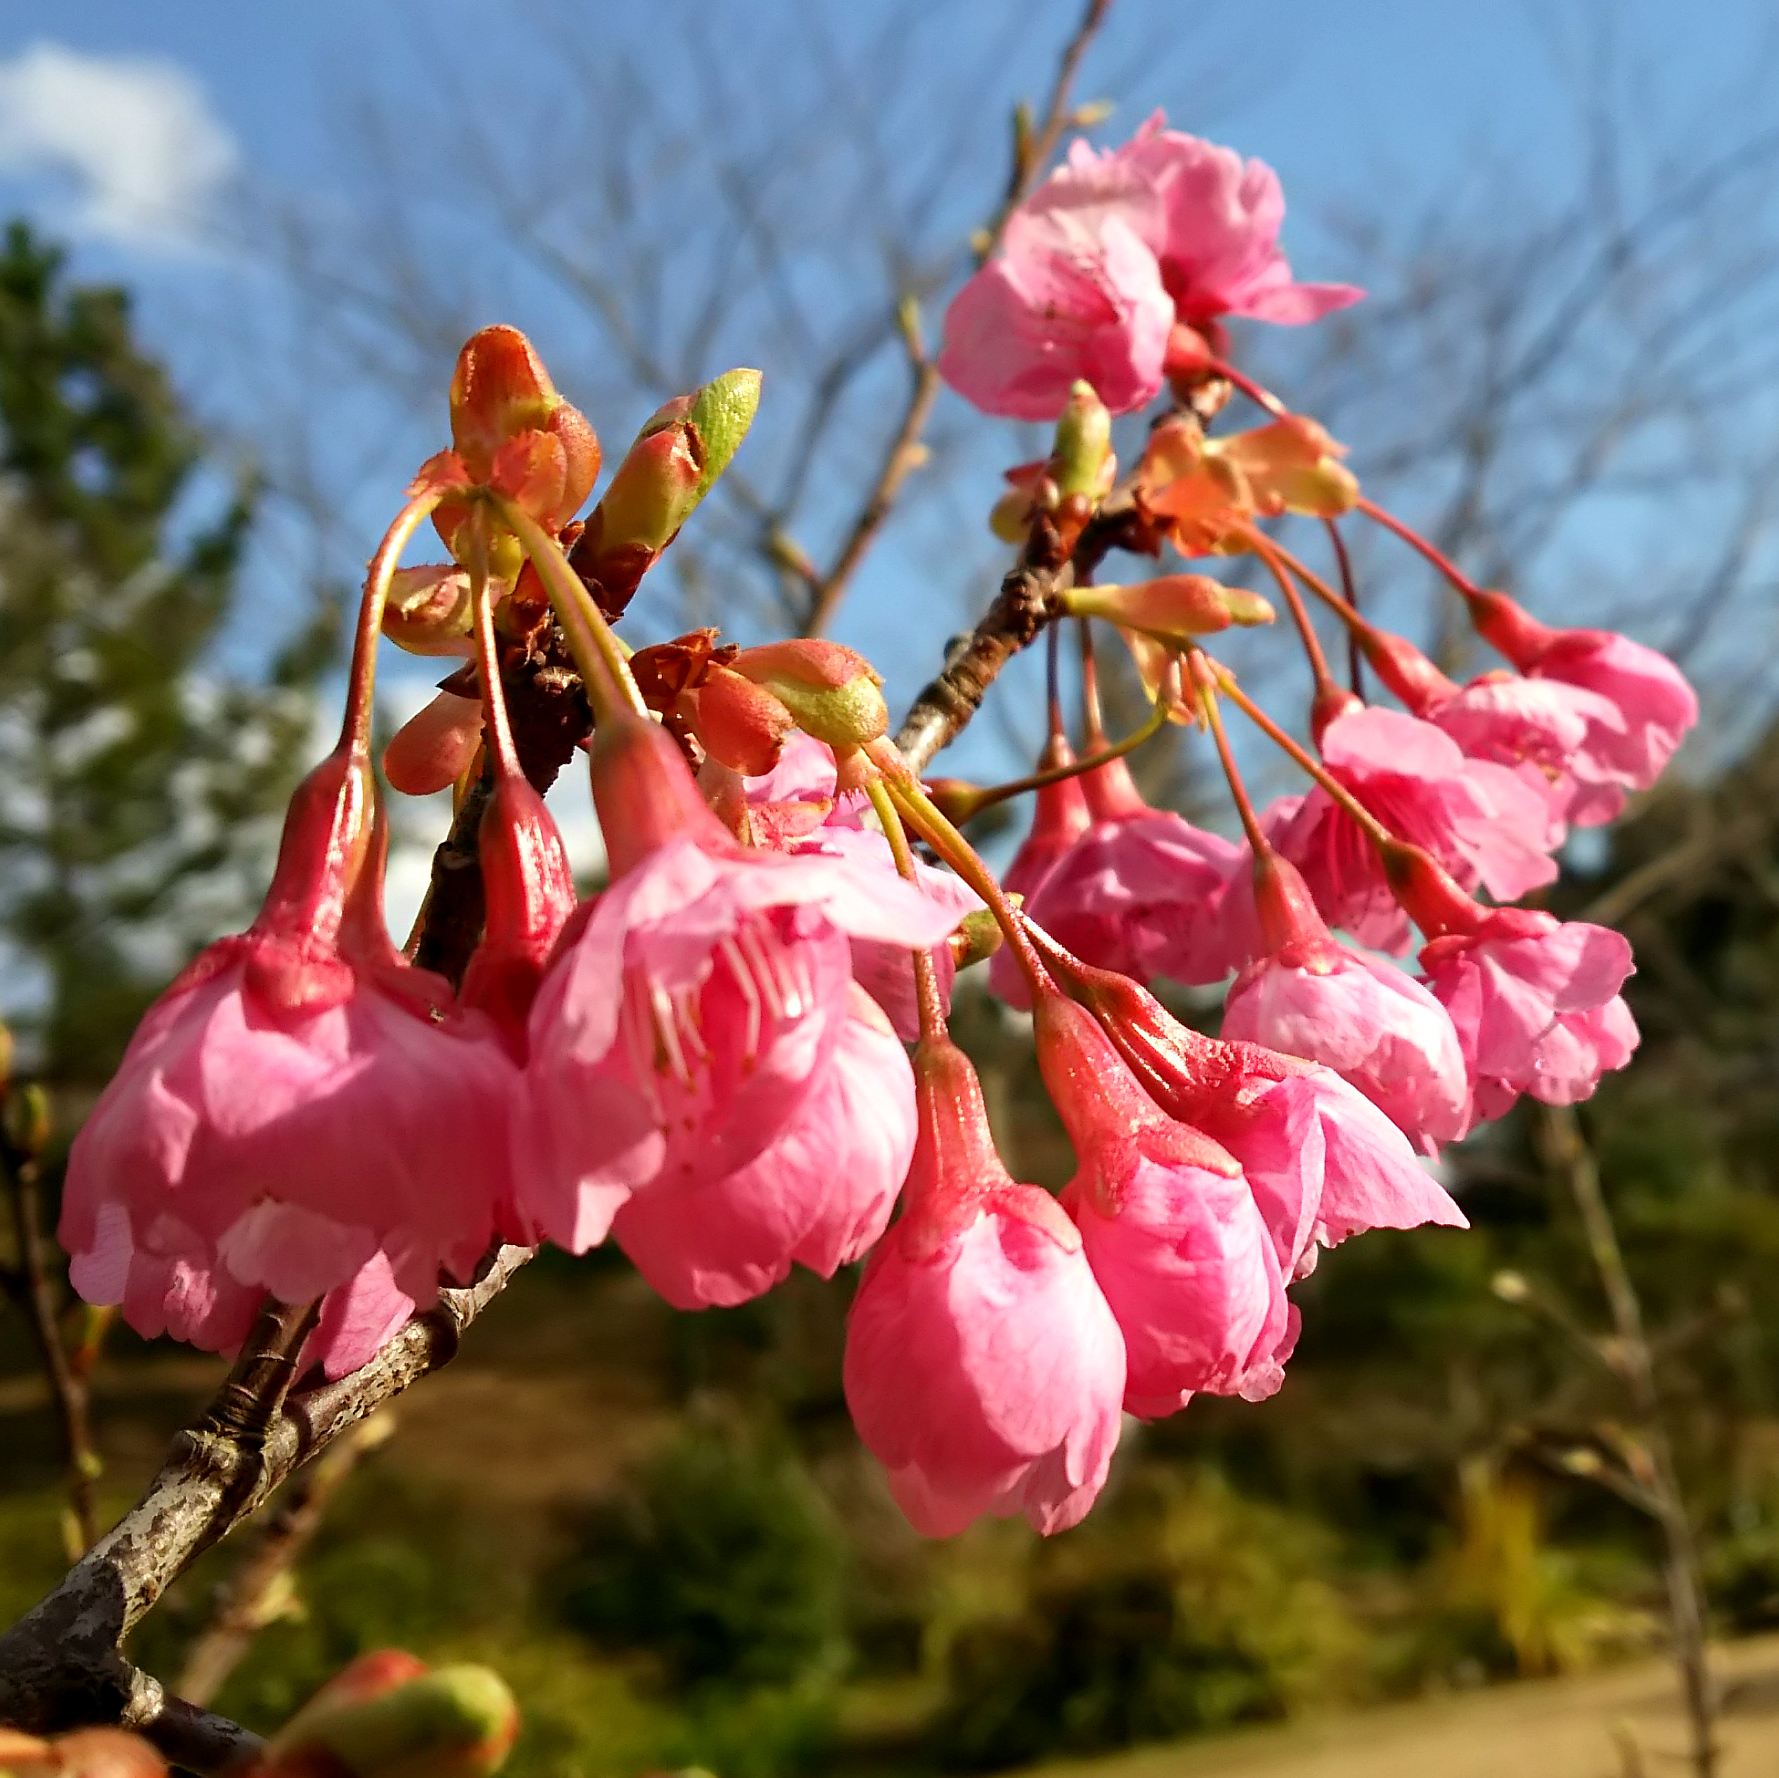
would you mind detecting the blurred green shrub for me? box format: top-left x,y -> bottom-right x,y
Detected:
553,1415 -> 848,1693
928,1465 -> 1362,1768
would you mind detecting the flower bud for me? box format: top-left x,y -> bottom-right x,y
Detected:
949,907 -> 1004,972
570,370 -> 761,614
4,1081 -> 51,1158
448,327 -> 598,506
729,640 -> 889,749
920,778 -> 988,826
1052,380 -> 1113,500
381,565 -> 474,658
0,1728 -> 166,1778
691,664 -> 796,776
383,692 -> 484,798
260,1657 -> 518,1778
1062,574 -> 1273,643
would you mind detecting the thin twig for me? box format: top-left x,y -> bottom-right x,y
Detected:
1538,1104 -> 1718,1778
798,0 -> 1116,636
1,1097 -> 103,1554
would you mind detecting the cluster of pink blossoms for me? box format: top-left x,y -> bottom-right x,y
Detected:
58,113 -> 1697,1543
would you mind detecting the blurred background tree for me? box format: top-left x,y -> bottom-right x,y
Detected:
0,222 -> 334,1082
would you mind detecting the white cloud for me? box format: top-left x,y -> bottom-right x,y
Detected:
0,42 -> 237,249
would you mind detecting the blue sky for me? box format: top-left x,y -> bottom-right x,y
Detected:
0,0 -> 1774,921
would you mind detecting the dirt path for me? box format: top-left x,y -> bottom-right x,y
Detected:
1036,1634 -> 1779,1778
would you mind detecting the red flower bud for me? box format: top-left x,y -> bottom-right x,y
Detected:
729,639 -> 888,749
382,691 -> 483,798
1062,573 -> 1273,642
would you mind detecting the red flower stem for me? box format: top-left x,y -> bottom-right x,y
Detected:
465,510 -> 523,784
1237,524 -> 1341,699
865,779 -> 949,1043
957,701 -> 1169,818
888,778 -> 1052,1001
1204,356 -> 1289,417
1045,621 -> 1065,743
1190,663 -> 1270,857
1247,531 -> 1378,648
342,479 -> 454,761
1324,517 -> 1365,696
1355,496 -> 1486,600
491,496 -> 649,723
1077,616 -> 1106,746
1205,657 -> 1399,854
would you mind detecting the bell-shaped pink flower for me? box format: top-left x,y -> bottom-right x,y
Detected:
611,986 -> 917,1307
1264,705 -> 1564,952
1024,928 -> 1466,1282
990,738 -> 1094,1010
1036,994 -> 1290,1415
1219,853 -> 1468,1153
1424,673 -> 1630,827
1022,756 -> 1248,989
1467,592 -> 1698,795
1392,846 -> 1639,1121
516,715 -> 957,1253
844,1036 -> 1126,1537
60,752 -> 521,1348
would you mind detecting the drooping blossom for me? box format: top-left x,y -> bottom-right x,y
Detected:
1425,673 -> 1631,827
844,1036 -> 1126,1537
989,737 -> 1093,1009
1026,928 -> 1466,1282
1348,622 -> 1634,829
612,985 -> 917,1308
1020,756 -> 1248,991
1035,992 -> 1289,1414
1387,845 -> 1639,1122
939,114 -> 1362,420
516,714 -> 957,1253
1264,705 -> 1564,952
1219,851 -> 1468,1153
61,754 -> 520,1359
1467,591 -> 1699,796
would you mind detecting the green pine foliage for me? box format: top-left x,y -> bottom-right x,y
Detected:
0,221 -> 335,1079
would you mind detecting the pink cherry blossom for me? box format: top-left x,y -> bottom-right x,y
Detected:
60,756 -> 519,1340
1264,706 -> 1564,952
1219,855 -> 1468,1152
989,752 -> 1093,1010
1112,114 -> 1364,326
1022,758 -> 1247,989
1022,933 -> 1466,1281
611,986 -> 917,1308
1420,908 -> 1638,1120
938,114 -> 1360,420
844,1038 -> 1125,1537
1526,630 -> 1698,792
516,718 -> 955,1253
1036,995 -> 1290,1414
1468,594 -> 1699,795
938,205 -> 1174,420
1426,673 -> 1631,828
